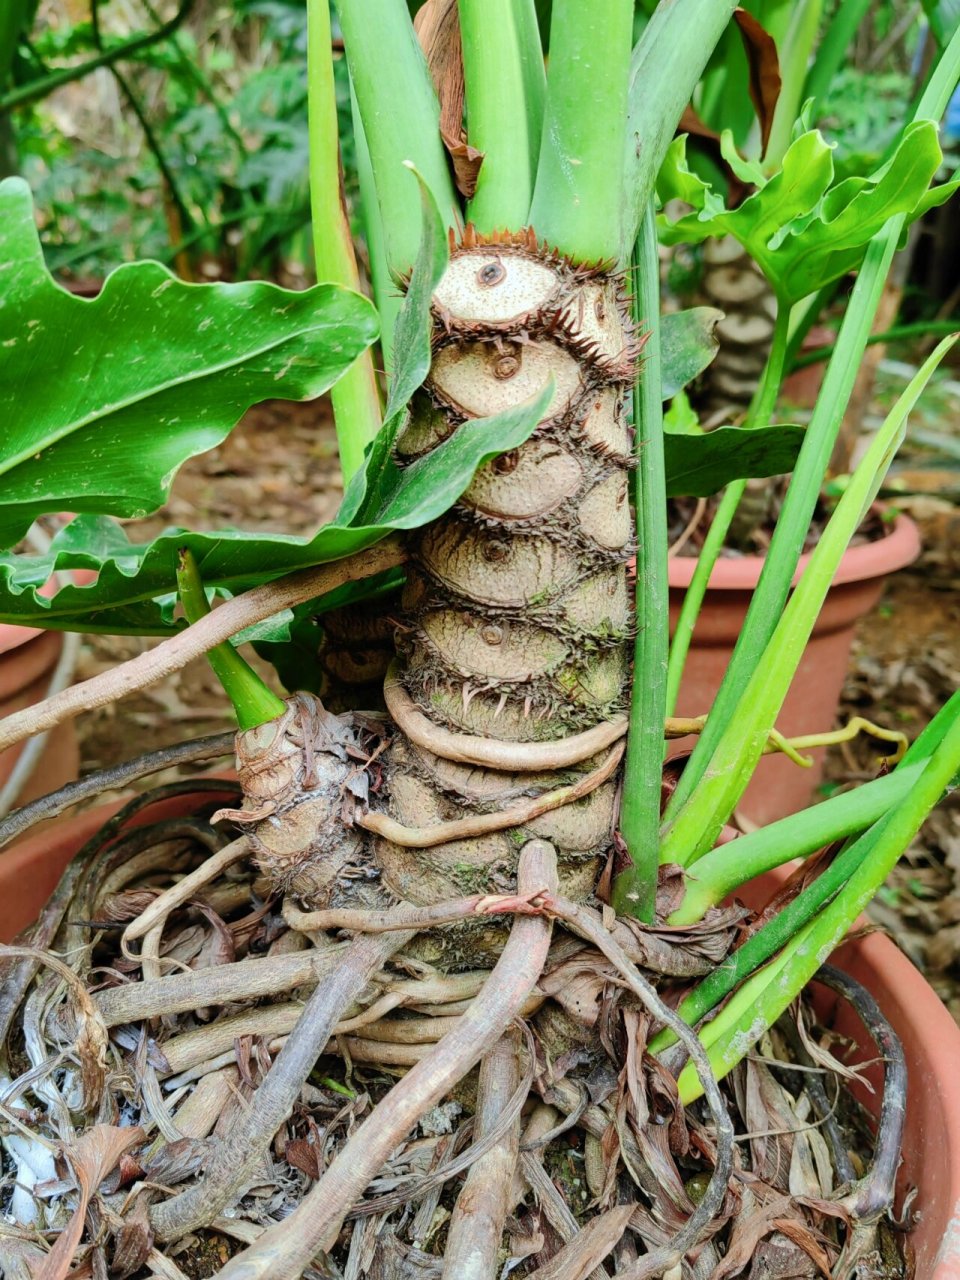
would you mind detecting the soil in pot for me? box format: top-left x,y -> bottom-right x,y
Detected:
0,779 -> 941,1279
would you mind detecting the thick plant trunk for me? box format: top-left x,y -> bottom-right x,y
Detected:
693,234 -> 779,544
695,235 -> 776,426
372,229 -> 637,956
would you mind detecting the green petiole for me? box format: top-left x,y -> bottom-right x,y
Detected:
614,204 -> 668,921
176,550 -> 286,733
672,707 -> 960,1103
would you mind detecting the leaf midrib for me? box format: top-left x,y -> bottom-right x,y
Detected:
1,307 -> 361,479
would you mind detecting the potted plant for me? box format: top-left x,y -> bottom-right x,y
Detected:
1,2 -> 960,1276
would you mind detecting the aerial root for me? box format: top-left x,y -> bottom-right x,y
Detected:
358,740 -> 625,846
121,835 -> 251,959
212,838 -> 558,1280
440,1030 -> 523,1279
149,929 -> 413,1242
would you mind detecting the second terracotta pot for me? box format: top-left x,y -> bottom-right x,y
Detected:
666,515 -> 921,826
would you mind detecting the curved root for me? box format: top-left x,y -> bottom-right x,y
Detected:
149,929 -> 413,1242
358,739 -> 624,846
385,661 -> 628,770
214,838 -> 558,1280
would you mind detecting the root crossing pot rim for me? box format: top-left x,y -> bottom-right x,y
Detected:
665,512 -> 921,592
4,787 -> 960,1277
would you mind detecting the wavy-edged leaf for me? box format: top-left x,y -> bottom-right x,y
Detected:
0,176 -> 379,550
657,121 -> 959,304
0,382 -> 554,633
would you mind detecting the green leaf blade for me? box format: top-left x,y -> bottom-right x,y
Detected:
0,178 -> 379,549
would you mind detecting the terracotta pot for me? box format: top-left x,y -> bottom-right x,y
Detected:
2,791 -> 960,1275
745,870 -> 960,1279
667,514 -> 921,826
0,627 -> 78,808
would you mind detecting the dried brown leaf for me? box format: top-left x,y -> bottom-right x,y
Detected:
442,132 -> 484,199
733,8 -> 783,154
36,1125 -> 144,1280
525,1201 -> 637,1280
111,1197 -> 153,1279
0,945 -> 109,1111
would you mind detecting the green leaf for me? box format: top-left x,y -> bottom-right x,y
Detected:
657,122 -> 955,304
338,164 -> 450,527
922,0 -> 960,46
0,176 -> 380,551
0,379 -> 554,634
659,307 -> 723,399
664,423 -> 804,497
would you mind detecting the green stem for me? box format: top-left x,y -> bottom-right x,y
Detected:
623,0 -> 739,266
459,0 -> 533,231
176,550 -> 286,732
334,0 -> 459,276
670,682 -> 960,925
307,0 -> 382,481
663,303 -> 790,723
659,24 -> 960,824
803,0 -> 873,109
763,0 -> 823,168
662,336 -> 957,866
673,708 -> 960,1103
613,206 -> 667,921
792,319 -> 960,371
351,81 -> 401,373
0,0 -> 194,112
664,479 -> 742,722
665,24 -> 960,819
0,0 -> 31,101
528,0 -> 634,262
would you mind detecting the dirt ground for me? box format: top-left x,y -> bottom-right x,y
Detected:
68,398 -> 960,1020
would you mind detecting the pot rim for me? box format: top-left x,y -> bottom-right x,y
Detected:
666,512 -> 920,592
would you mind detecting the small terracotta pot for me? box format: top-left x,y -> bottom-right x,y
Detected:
666,515 -> 921,826
2,792 -> 960,1275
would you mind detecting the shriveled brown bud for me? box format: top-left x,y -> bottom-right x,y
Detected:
218,694 -> 372,902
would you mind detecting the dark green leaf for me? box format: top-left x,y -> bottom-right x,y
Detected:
664,423 -> 805,496
0,384 -> 554,633
660,307 -> 723,399
0,176 -> 380,550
